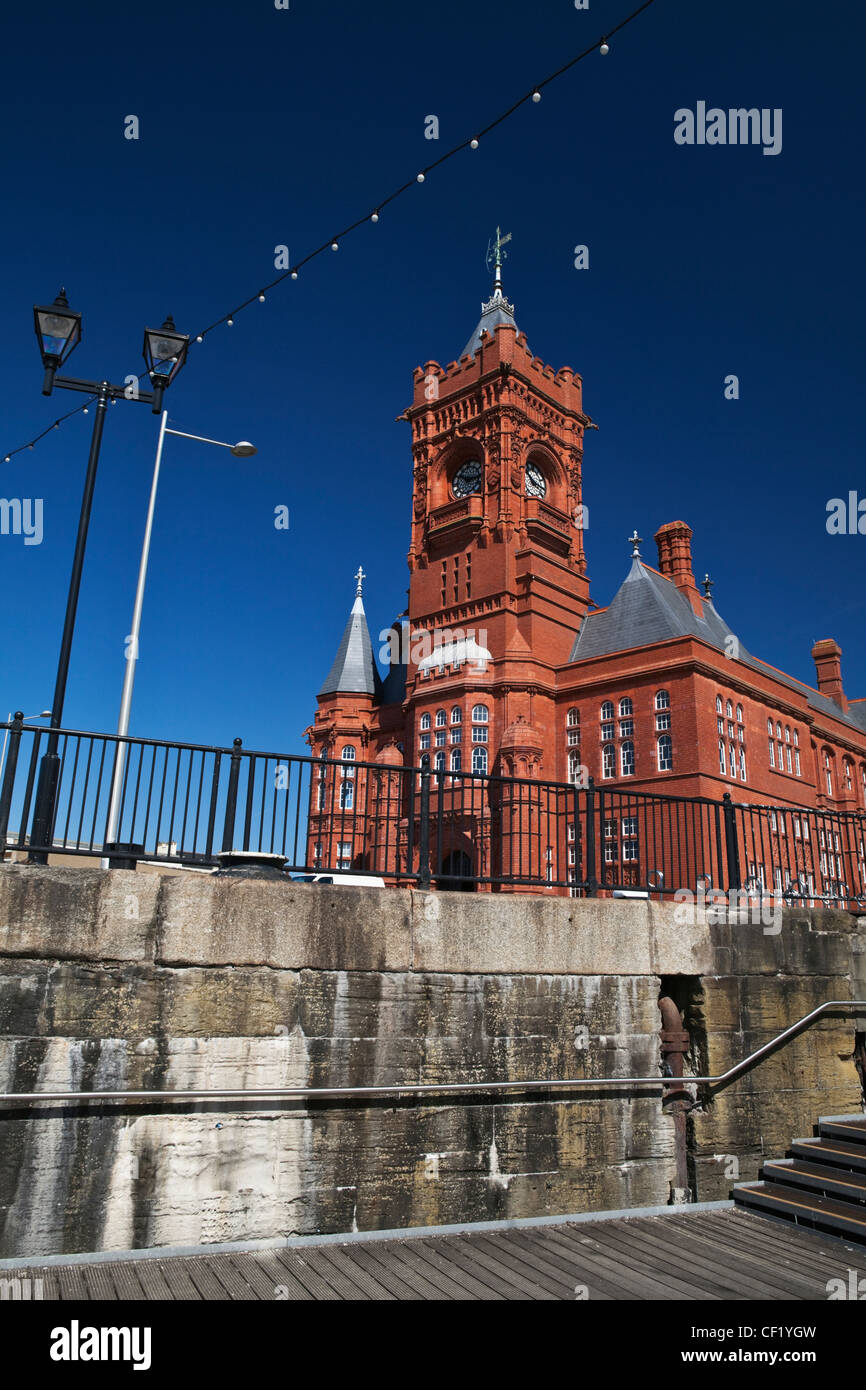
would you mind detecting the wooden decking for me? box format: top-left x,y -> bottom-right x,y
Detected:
9,1207 -> 866,1300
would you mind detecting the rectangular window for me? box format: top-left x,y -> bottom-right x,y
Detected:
619,719 -> 634,737
786,746 -> 792,774
768,740 -> 775,768
567,730 -> 580,745
656,713 -> 671,731
567,824 -> 576,842
568,846 -> 576,866
795,750 -> 801,776
604,819 -> 617,839
604,843 -> 616,864
471,727 -> 488,743
602,746 -> 615,779
623,841 -> 638,862
435,731 -> 446,747
420,734 -> 430,749
622,817 -> 638,837
601,722 -> 614,742
717,717 -> 725,734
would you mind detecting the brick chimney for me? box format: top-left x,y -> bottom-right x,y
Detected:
811,639 -> 847,711
654,521 -> 702,615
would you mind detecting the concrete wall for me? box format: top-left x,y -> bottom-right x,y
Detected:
0,864 -> 863,1257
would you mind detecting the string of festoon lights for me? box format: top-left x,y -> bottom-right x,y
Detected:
3,0 -> 656,465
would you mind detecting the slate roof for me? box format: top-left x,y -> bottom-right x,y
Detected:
461,289 -> 519,359
318,595 -> 382,698
569,558 -> 864,736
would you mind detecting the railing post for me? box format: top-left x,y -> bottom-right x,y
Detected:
417,753 -> 431,890
585,775 -> 597,897
221,738 -> 243,853
0,713 -> 24,855
722,792 -> 741,891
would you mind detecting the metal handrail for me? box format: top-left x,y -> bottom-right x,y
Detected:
2,999 -> 863,1106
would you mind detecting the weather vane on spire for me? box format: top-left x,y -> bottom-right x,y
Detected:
354,565 -> 366,597
485,226 -> 512,295
627,530 -> 643,558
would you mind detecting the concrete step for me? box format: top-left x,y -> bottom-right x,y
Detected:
762,1158 -> 866,1204
790,1137 -> 866,1173
734,1180 -> 866,1245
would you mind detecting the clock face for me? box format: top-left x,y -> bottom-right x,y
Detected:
452,460 -> 483,498
525,460 -> 547,499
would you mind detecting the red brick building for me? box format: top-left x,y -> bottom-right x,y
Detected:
305,261 -> 866,896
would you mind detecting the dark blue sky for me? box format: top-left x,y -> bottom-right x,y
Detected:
1,0 -> 864,756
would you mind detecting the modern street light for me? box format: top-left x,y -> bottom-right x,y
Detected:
28,291 -> 190,863
102,412 -> 257,866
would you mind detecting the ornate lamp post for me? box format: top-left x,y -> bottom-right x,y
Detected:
28,291 -> 189,862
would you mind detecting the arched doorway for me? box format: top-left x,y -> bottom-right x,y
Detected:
439,849 -> 475,892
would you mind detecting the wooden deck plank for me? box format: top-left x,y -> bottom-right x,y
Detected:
597,1218 -> 790,1300
156,1258 -> 204,1301
271,1249 -> 343,1300
471,1232 -> 584,1299
625,1216 -> 831,1298
349,1240 -> 457,1300
412,1238 -> 507,1301
248,1250 -> 314,1301
501,1230 -> 617,1301
670,1209 -> 866,1277
340,1243 -> 429,1300
443,1234 -> 559,1300
421,1234 -> 549,1299
293,1247 -> 375,1300
310,1246 -> 397,1301
180,1257 -> 233,1301
129,1258 -> 175,1301
547,1223 -> 714,1300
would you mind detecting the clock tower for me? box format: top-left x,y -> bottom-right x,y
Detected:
398,231 -> 593,775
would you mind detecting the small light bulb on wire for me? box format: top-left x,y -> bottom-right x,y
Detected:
470,138 -> 479,150
227,317 -> 234,326
371,211 -> 379,222
417,172 -> 425,183
291,270 -> 298,279
600,39 -> 609,55
331,241 -> 339,251
532,90 -> 541,103
196,335 -> 203,343
258,293 -> 266,303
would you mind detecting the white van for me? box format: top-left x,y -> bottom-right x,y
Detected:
291,872 -> 386,888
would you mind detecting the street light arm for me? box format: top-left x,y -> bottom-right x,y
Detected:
165,428 -> 233,448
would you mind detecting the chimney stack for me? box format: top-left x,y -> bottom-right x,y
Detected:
654,521 -> 702,615
811,639 -> 847,711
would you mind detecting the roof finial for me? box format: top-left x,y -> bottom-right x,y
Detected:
627,529 -> 642,558
702,573 -> 714,599
354,565 -> 366,597
485,226 -> 512,297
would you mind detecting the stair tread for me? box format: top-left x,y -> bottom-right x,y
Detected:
735,1181 -> 866,1233
817,1117 -> 866,1144
791,1138 -> 866,1169
763,1159 -> 866,1197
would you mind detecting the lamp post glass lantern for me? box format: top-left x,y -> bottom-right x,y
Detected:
143,316 -> 190,414
34,289 -> 82,394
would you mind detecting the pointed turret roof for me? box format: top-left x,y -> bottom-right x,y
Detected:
318,570 -> 382,698
461,225 -> 520,358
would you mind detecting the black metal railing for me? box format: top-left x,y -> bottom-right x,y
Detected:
1,718 -> 865,908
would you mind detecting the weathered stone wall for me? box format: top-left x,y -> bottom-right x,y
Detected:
0,864 -> 863,1257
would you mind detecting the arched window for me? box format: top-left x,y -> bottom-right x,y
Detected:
434,751 -> 445,773
739,747 -> 746,780
450,749 -> 461,773
767,717 -> 774,735
793,728 -> 799,747
435,709 -> 446,727
726,700 -> 733,720
785,725 -> 791,743
736,704 -> 743,723
420,713 -> 431,731
768,739 -> 775,768
655,689 -> 670,710
844,759 -> 853,791
824,751 -> 833,796
620,741 -> 635,776
340,780 -> 354,810
567,707 -> 580,726
471,746 -> 488,775
601,701 -> 614,721
716,696 -> 723,714
451,706 -> 462,724
602,744 -> 615,779
472,704 -> 488,723
776,722 -> 782,740
729,742 -> 737,778
657,734 -> 673,771
719,741 -> 727,775
619,697 -> 633,717
341,746 -> 356,778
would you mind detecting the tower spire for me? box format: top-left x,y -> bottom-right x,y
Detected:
486,226 -> 512,298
